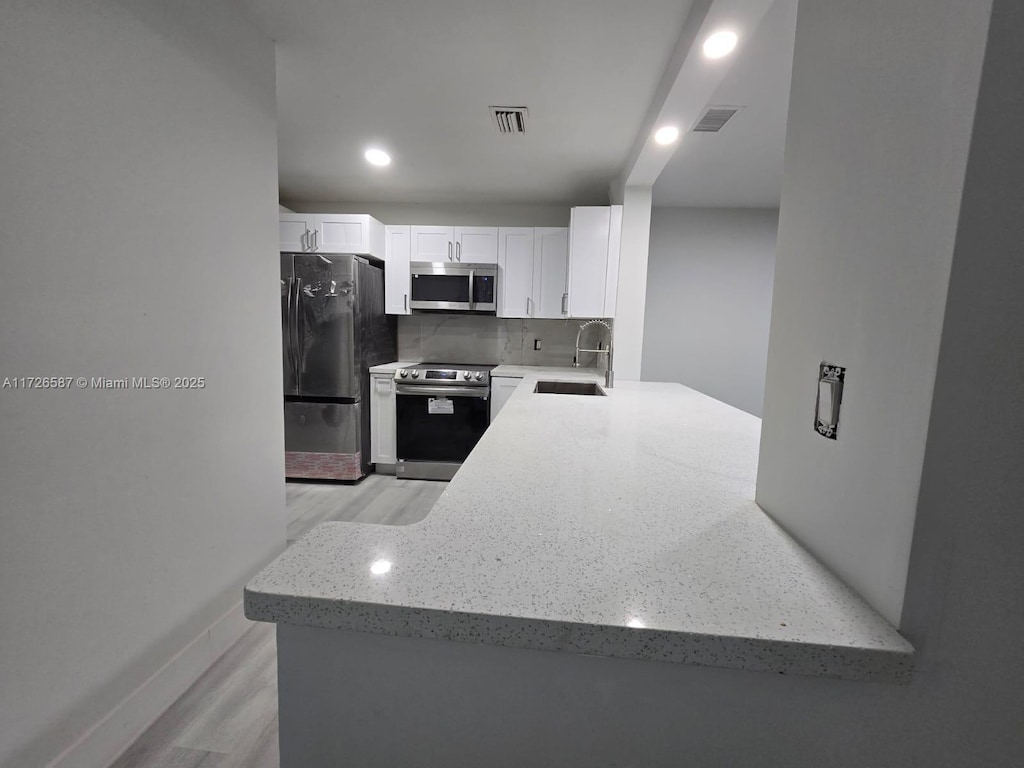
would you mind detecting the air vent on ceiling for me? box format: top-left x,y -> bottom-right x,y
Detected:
490,106 -> 528,134
692,105 -> 742,133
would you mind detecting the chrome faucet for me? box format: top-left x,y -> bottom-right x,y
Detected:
573,319 -> 614,388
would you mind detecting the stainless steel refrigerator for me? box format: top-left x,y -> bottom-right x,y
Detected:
281,253 -> 396,481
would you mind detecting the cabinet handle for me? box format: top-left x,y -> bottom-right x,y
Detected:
404,293 -> 408,312
312,230 -> 318,251
526,297 -> 532,316
448,242 -> 453,261
456,242 -> 462,262
301,230 -> 309,251
561,293 -> 568,315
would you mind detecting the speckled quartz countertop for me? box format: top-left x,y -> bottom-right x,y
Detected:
368,361 -> 420,374
491,364 -> 595,378
246,371 -> 914,682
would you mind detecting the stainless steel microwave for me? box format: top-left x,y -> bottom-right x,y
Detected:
409,262 -> 497,314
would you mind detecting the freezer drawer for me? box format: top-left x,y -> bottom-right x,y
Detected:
284,400 -> 364,480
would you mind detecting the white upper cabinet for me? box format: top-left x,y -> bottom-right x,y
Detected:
604,205 -> 623,317
316,214 -> 384,256
279,213 -> 384,256
410,226 -> 455,261
454,227 -> 498,264
566,205 -> 621,318
533,227 -> 569,318
410,226 -> 498,263
384,225 -> 411,315
279,213 -> 317,252
497,228 -> 535,318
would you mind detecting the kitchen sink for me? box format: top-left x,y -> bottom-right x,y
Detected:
534,380 -> 606,396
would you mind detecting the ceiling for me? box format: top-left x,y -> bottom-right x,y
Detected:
652,0 -> 797,208
242,0 -> 694,207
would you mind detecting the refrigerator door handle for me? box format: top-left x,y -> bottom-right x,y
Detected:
285,276 -> 296,382
292,276 -> 303,386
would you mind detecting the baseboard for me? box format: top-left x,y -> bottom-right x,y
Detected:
44,601 -> 252,768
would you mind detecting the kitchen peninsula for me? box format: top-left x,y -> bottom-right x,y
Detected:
246,371 -> 913,767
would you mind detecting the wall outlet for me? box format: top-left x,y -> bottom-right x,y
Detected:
814,362 -> 845,439
533,339 -> 542,351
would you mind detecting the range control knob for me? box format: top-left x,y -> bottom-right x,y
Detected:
411,370 -> 419,379
463,371 -> 472,380
399,369 -> 408,378
474,372 -> 483,381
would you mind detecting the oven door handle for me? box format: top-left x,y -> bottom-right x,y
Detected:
395,385 -> 489,398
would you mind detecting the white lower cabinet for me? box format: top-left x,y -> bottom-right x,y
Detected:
490,376 -> 521,422
369,373 -> 396,464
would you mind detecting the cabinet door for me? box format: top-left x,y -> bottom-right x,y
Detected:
384,225 -> 411,315
497,228 -> 535,318
603,205 -> 622,318
454,227 -> 498,264
410,226 -> 455,262
370,374 -> 397,464
279,214 -> 315,252
533,228 -> 569,318
316,214 -> 384,256
566,206 -> 611,318
490,377 -> 521,423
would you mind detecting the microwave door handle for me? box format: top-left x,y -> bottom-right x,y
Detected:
468,269 -> 475,310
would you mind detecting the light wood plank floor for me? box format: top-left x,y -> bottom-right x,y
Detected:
111,474 -> 447,768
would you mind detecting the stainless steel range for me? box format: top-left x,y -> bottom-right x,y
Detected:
394,363 -> 494,481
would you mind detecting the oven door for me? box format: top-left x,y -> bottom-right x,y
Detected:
395,385 -> 490,479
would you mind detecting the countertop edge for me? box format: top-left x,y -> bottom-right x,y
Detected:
243,588 -> 914,684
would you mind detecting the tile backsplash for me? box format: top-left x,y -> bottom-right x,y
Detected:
398,315 -> 612,368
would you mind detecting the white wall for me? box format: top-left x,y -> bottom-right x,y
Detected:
0,2 -> 285,767
613,186 -> 653,380
755,0 -> 991,624
900,0 -> 1024,741
292,201 -> 571,227
641,207 -> 777,416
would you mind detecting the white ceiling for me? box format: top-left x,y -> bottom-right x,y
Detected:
242,0 -> 694,206
652,0 -> 797,208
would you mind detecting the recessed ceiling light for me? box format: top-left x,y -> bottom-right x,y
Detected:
702,30 -> 738,59
364,148 -> 391,167
369,559 -> 392,575
653,126 -> 680,145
